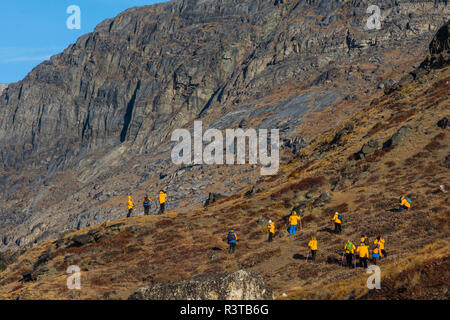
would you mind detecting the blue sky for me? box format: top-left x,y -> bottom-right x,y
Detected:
0,0 -> 166,84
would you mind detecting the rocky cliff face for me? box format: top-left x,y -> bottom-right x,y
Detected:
129,270 -> 274,300
0,0 -> 449,249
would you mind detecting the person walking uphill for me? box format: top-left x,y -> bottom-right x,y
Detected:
267,220 -> 275,242
159,190 -> 167,214
227,228 -> 238,254
288,211 -> 301,236
143,194 -> 153,215
127,196 -> 134,218
374,234 -> 386,257
344,240 -> 356,268
308,236 -> 318,262
332,212 -> 342,234
356,241 -> 369,268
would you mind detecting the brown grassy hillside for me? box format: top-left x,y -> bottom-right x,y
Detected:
0,64 -> 448,300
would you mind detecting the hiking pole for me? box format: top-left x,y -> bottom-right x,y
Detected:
341,252 -> 345,267
305,251 -> 309,262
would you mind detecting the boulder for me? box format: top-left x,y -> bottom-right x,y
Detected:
444,154 -> 450,169
129,270 -> 273,300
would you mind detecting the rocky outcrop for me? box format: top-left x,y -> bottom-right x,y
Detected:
1,1 -> 449,171
1,1 -> 449,250
129,270 -> 273,300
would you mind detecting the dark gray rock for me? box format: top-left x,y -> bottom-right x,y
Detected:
0,1 -> 449,251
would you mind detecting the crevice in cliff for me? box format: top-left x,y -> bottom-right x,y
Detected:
120,80 -> 141,143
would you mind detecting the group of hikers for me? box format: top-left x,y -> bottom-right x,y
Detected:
226,195 -> 411,269
126,190 -> 167,217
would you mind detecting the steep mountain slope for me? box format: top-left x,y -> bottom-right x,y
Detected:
1,0 -> 449,251
0,21 -> 448,299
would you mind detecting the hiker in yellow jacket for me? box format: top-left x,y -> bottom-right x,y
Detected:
399,195 -> 411,212
159,190 -> 167,214
288,211 -> 301,236
308,236 -> 318,262
360,234 -> 369,245
267,220 -> 275,242
127,196 -> 134,218
332,212 -> 342,234
374,234 -> 386,257
356,242 -> 369,268
344,240 -> 356,268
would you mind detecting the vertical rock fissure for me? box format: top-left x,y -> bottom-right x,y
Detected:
120,80 -> 141,143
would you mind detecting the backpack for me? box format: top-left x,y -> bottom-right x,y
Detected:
406,197 -> 411,204
144,197 -> 150,206
346,241 -> 353,251
227,232 -> 236,242
338,214 -> 343,222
